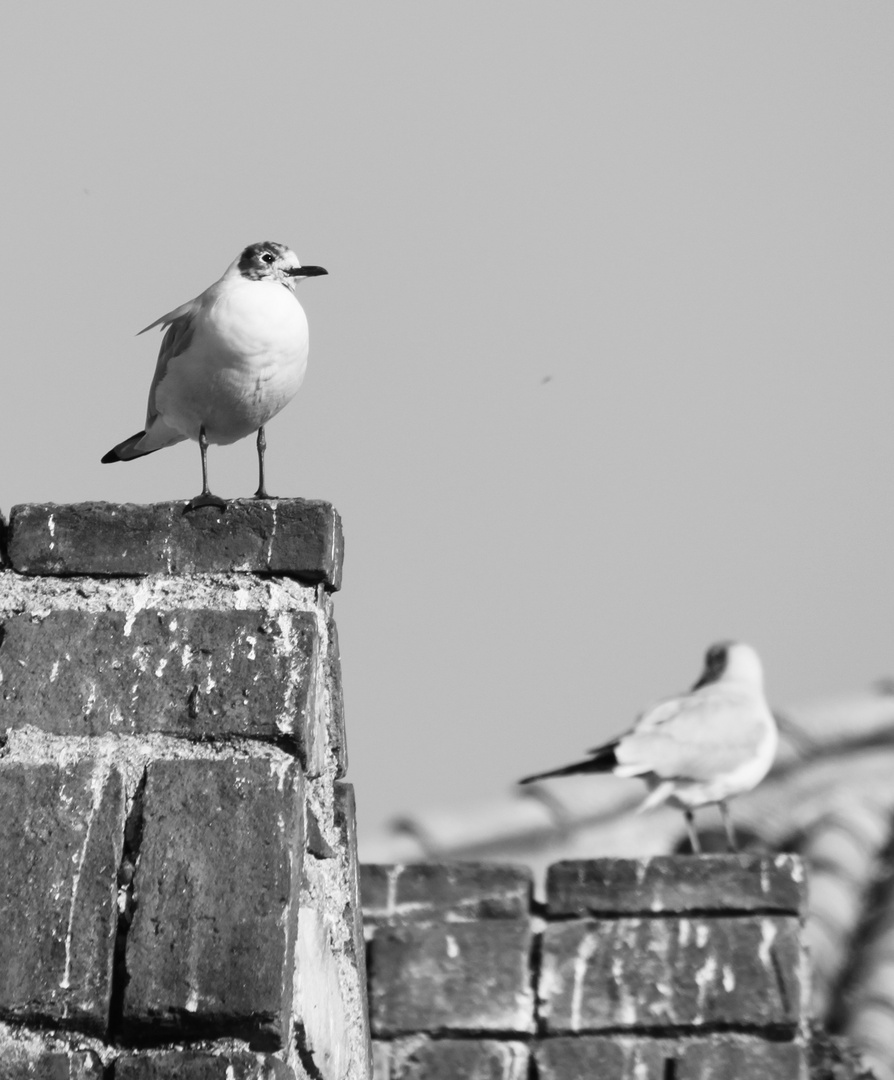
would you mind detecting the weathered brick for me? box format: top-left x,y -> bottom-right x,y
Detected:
293,780 -> 373,1080
380,1037 -> 529,1079
114,1050 -> 295,1079
0,759 -> 123,1032
0,1047 -> 103,1080
7,500 -> 344,589
368,921 -> 535,1035
334,782 -> 372,1071
361,863 -> 532,923
545,855 -> 806,916
335,784 -> 366,977
535,1035 -> 807,1080
122,755 -> 303,1048
325,615 -> 348,778
0,609 -> 317,742
539,916 -> 802,1033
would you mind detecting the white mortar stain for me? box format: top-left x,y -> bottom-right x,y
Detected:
271,756 -> 292,795
306,603 -> 331,774
695,923 -> 709,949
570,931 -> 600,1031
123,581 -> 151,638
694,953 -> 718,1016
445,934 -> 459,960
722,964 -> 736,992
385,865 -> 404,916
758,919 -> 778,969
265,503 -> 278,566
59,761 -> 107,998
50,660 -> 60,683
787,856 -> 804,883
276,614 -> 298,736
678,919 -> 691,948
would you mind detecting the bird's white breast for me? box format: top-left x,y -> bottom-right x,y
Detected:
156,280 -> 310,443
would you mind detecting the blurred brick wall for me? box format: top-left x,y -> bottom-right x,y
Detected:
0,502 -> 371,1080
362,857 -> 811,1079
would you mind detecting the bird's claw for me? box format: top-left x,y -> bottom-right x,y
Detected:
183,493 -> 228,513
252,490 -> 278,501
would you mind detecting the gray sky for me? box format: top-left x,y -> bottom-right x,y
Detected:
3,5 -> 894,851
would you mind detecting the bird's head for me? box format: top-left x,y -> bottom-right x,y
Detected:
236,241 -> 327,290
692,640 -> 764,690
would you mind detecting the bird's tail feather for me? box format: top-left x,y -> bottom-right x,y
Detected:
101,430 -> 155,463
101,420 -> 187,463
519,743 -> 619,785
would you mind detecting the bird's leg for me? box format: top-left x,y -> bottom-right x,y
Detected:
253,426 -> 276,499
719,801 -> 738,853
184,425 -> 227,512
684,809 -> 702,855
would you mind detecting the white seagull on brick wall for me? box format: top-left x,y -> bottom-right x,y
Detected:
519,641 -> 778,853
101,241 -> 327,512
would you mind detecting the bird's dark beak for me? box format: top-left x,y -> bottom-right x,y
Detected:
286,265 -> 328,278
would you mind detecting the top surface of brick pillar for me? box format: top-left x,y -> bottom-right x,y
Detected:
1,500 -> 344,589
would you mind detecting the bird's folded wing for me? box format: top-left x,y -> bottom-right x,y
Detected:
630,695 -> 689,733
585,696 -> 686,755
615,691 -> 769,782
144,309 -> 197,427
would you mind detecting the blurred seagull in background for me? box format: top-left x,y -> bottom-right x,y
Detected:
519,641 -> 778,853
101,241 -> 327,511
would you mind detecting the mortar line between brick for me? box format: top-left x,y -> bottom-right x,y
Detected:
108,766 -> 148,1037
542,907 -> 801,922
528,925 -> 544,1039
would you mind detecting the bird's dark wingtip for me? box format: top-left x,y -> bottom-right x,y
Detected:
101,430 -> 151,464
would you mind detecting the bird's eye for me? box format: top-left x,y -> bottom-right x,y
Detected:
261,252 -> 275,264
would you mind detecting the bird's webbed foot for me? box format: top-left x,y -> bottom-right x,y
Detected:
183,493 -> 228,513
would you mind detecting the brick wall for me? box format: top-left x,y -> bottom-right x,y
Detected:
0,501 -> 371,1080
362,857 -> 811,1079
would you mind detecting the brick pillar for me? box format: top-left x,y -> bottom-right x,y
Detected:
536,856 -> 809,1079
362,864 -> 535,1079
0,501 -> 371,1080
362,855 -> 810,1079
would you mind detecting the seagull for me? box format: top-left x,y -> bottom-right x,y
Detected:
518,641 -> 778,853
101,241 -> 327,511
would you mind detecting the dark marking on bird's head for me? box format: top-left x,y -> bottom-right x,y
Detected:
238,241 -> 291,280
691,640 -> 736,690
